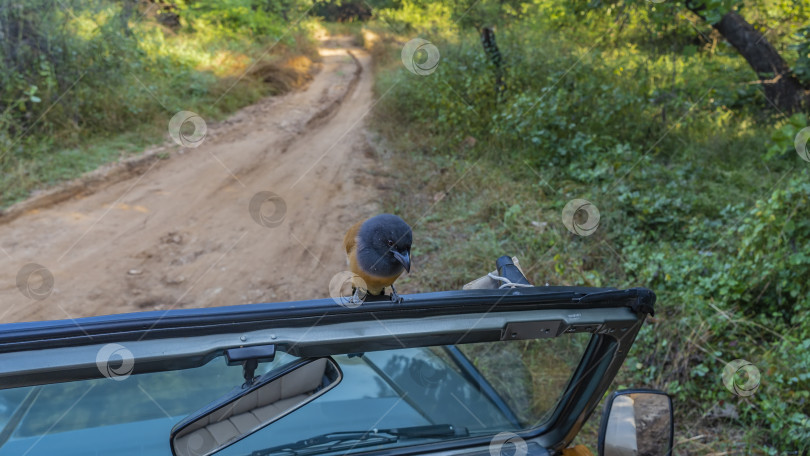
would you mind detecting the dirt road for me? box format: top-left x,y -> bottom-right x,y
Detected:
0,39 -> 386,324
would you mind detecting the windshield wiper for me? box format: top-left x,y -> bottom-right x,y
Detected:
248,424 -> 468,456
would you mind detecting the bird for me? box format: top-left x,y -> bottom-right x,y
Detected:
343,214 -> 412,303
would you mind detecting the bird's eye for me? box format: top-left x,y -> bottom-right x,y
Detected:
387,240 -> 394,247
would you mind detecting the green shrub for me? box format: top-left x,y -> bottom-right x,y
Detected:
370,0 -> 810,451
0,0 -> 315,208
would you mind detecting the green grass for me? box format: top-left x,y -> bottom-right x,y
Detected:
0,128 -> 158,206
366,4 -> 810,453
0,0 -> 318,209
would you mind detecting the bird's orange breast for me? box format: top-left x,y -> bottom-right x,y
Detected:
343,220 -> 401,295
349,252 -> 402,295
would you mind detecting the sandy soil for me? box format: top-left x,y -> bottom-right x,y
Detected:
0,39 -> 387,324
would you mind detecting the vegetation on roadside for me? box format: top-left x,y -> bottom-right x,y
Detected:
0,0 -> 318,208
361,0 -> 810,453
3,0 -> 809,452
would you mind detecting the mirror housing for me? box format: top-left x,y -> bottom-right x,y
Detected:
597,389 -> 673,456
170,356 -> 342,456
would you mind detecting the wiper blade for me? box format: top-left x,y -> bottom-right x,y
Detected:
249,424 -> 468,456
251,434 -> 396,456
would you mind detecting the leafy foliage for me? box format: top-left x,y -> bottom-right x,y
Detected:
793,25 -> 810,85
0,0 -> 315,208
368,0 -> 809,452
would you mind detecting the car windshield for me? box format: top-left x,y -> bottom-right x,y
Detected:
0,335 -> 589,456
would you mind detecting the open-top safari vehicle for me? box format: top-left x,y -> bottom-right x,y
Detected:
0,257 -> 672,456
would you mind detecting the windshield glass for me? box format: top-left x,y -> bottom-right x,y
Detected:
0,335 -> 589,456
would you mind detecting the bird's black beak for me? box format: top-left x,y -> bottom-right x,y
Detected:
393,250 -> 410,273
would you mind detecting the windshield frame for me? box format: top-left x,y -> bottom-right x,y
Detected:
0,286 -> 654,454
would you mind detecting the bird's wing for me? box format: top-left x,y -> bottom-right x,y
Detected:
343,220 -> 364,254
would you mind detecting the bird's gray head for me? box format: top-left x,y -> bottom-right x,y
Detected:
357,214 -> 412,277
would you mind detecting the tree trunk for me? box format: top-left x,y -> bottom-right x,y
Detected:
687,5 -> 807,113
714,11 -> 806,112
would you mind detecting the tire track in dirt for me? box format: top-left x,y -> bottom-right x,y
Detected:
0,38 -> 386,323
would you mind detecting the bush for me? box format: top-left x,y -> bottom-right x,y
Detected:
369,1 -> 810,452
0,0 -> 316,208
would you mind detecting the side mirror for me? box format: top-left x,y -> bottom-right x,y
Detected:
171,357 -> 342,456
598,389 -> 673,456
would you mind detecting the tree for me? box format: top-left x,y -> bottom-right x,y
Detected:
574,0 -> 809,113
685,1 -> 807,113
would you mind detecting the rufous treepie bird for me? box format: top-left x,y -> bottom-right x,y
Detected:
343,214 -> 412,303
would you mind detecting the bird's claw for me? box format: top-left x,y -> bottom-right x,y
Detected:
389,285 -> 403,304
348,288 -> 366,306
